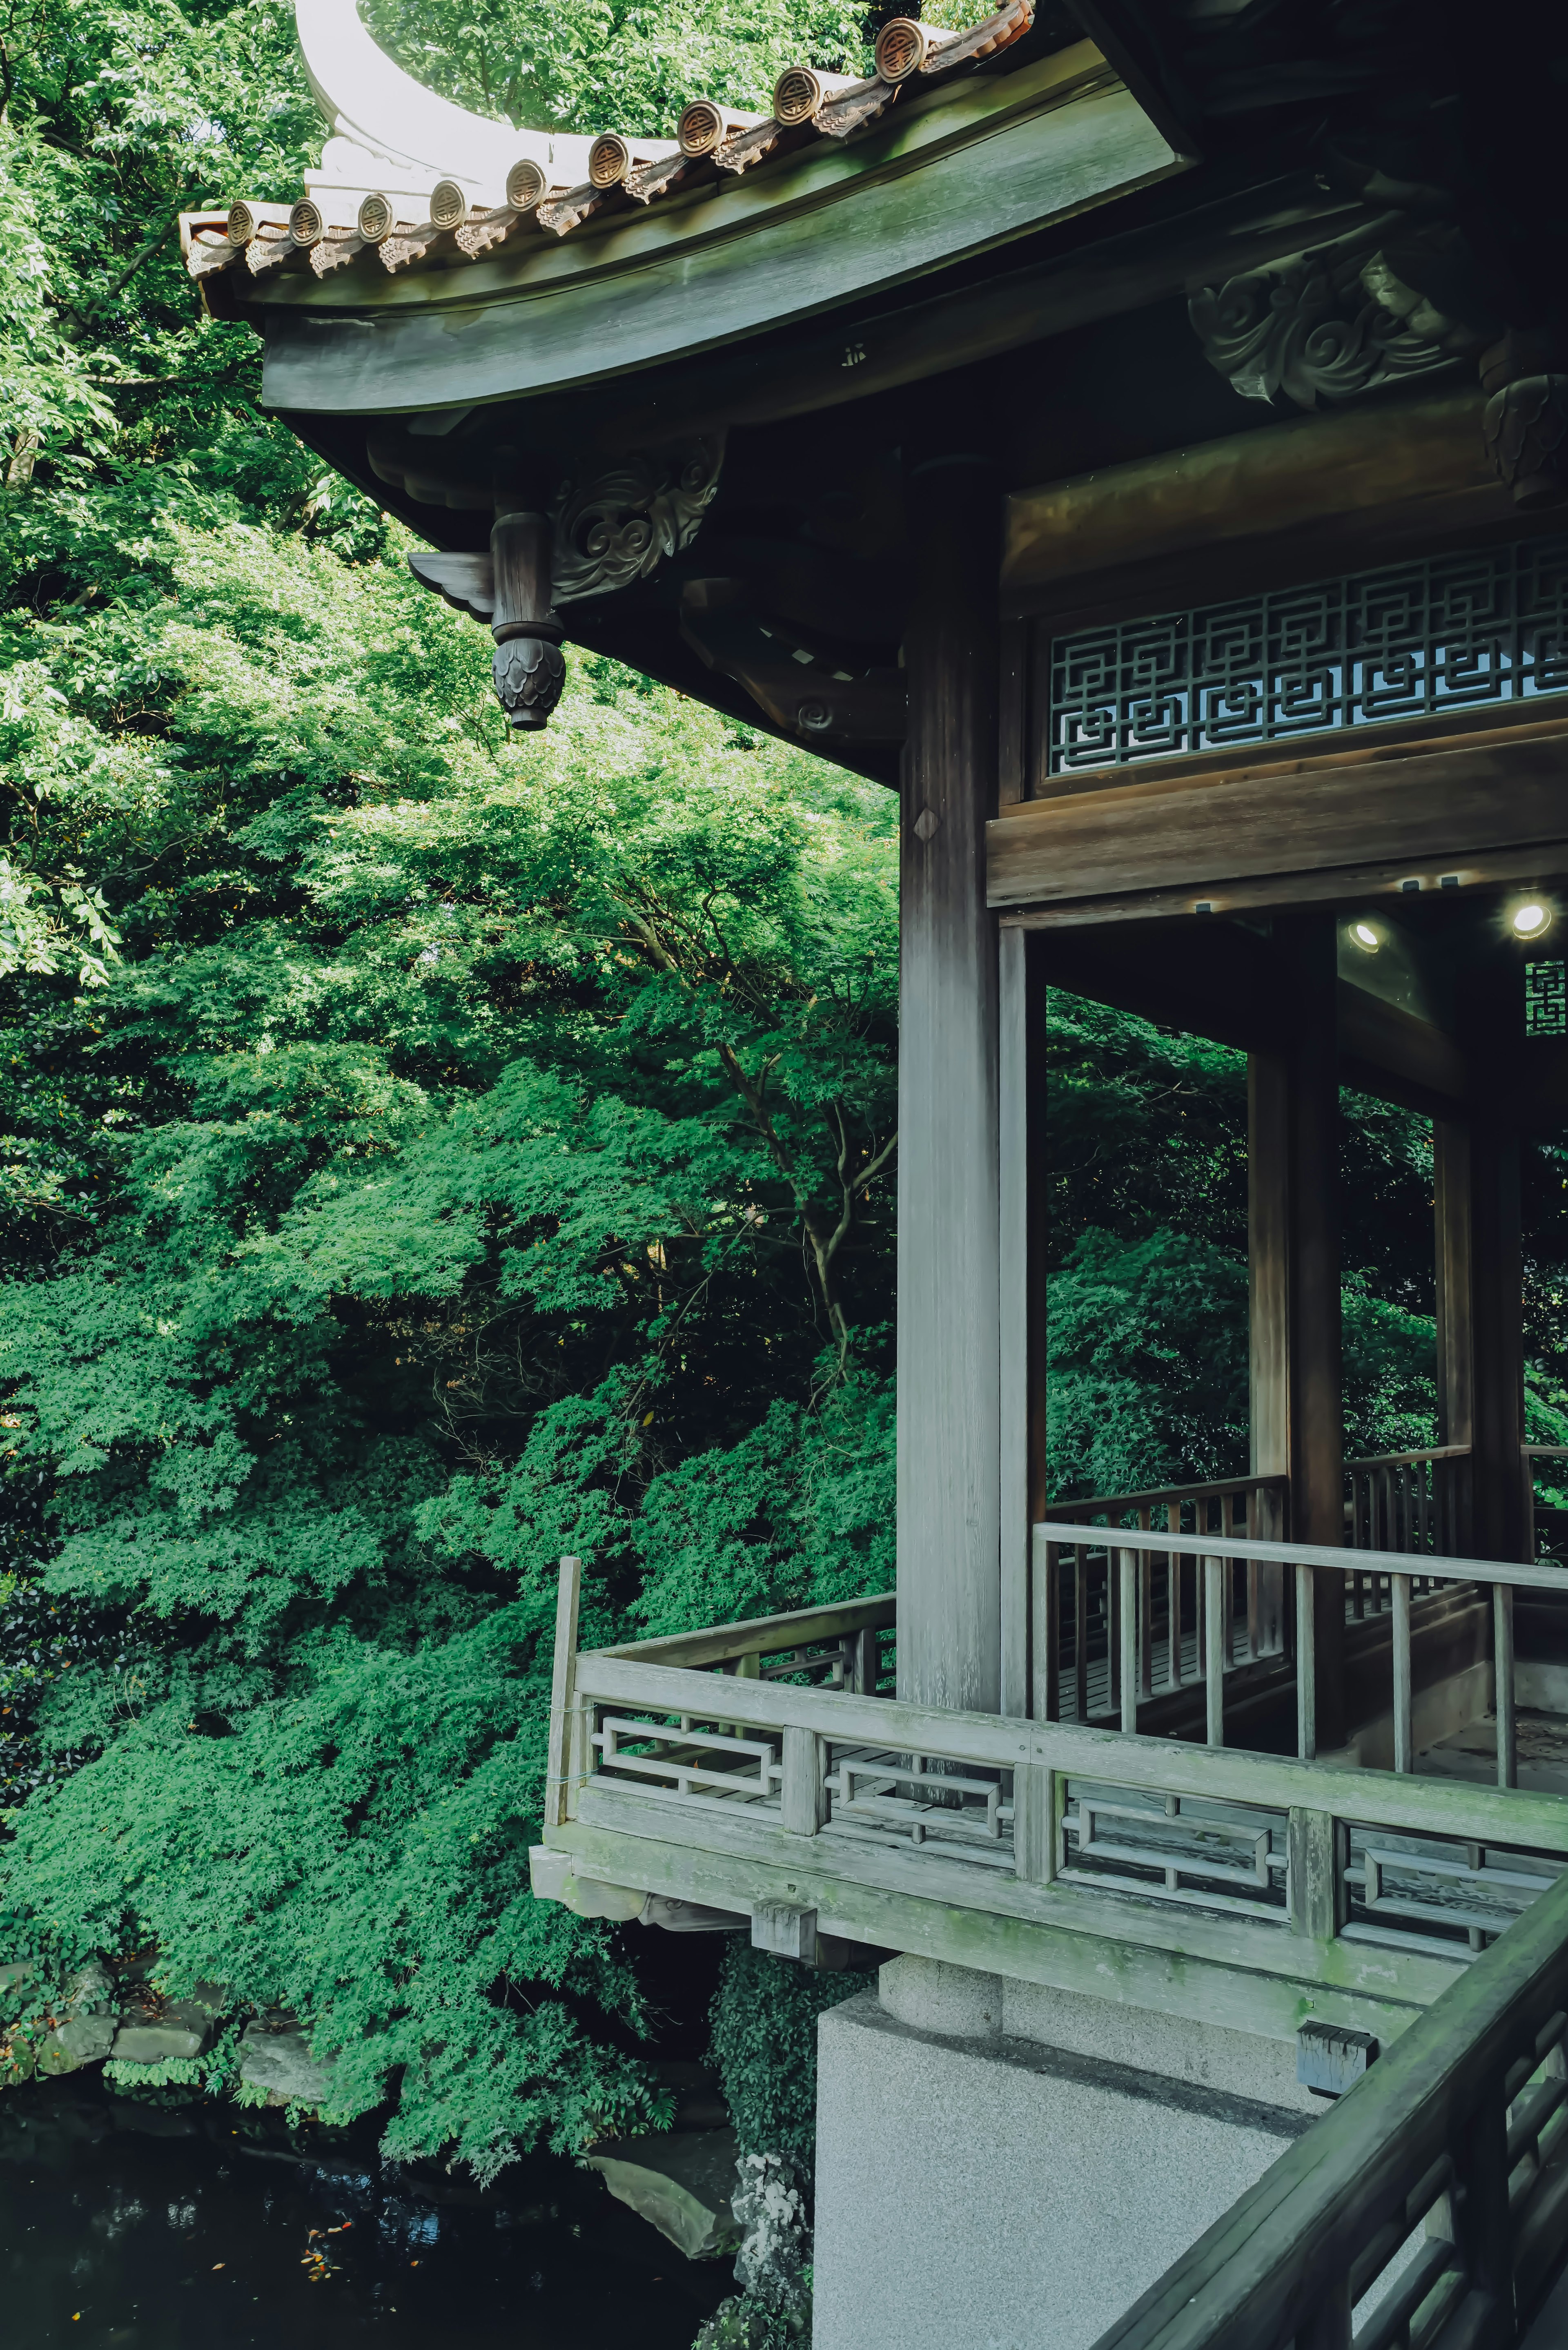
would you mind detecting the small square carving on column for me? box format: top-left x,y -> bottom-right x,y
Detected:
913,807 -> 940,842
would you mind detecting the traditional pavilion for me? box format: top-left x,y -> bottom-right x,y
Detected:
190,3 -> 1568,2344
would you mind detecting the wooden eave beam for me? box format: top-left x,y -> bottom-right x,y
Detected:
1002,389 -> 1508,622
989,715 -> 1568,927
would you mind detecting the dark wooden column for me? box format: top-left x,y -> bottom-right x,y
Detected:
1453,1124 -> 1530,1564
896,451 -> 1002,1714
1249,916 -> 1345,1751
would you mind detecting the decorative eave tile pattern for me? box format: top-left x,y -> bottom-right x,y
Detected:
184,3 -> 1035,297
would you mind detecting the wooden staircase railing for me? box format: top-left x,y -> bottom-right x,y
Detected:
1087,1865 -> 1568,2350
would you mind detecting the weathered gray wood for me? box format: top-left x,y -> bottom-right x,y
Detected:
1495,1585 -> 1518,1793
1086,1870 -> 1568,2350
1012,1761 -> 1056,1886
845,1626 -> 880,1696
574,1648 -> 1568,1854
1393,1574 -> 1414,1776
1288,1808 -> 1345,1944
999,924 -> 1031,1719
602,1590 -> 894,1669
1033,1521 -> 1568,1596
554,1806 -> 1446,2038
1204,1556 -> 1225,1748
897,449 -> 1002,1713
545,1555 -> 582,1829
260,66 -> 1180,415
1120,1547 -> 1139,1735
781,1726 -> 828,1835
1031,1526 -> 1059,1722
986,720 -> 1568,916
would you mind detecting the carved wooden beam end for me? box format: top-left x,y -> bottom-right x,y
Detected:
1480,335 -> 1568,510
490,508 -> 565,730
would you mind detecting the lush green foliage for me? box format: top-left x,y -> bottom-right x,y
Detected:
707,1943 -> 863,2174
5,0 -> 1568,2201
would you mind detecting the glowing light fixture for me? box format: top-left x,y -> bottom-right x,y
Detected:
1513,902 -> 1551,939
1351,921 -> 1380,952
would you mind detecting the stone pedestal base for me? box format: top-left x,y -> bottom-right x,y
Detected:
812,1962 -> 1312,2350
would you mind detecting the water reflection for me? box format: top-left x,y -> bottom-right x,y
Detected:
0,2076 -> 728,2348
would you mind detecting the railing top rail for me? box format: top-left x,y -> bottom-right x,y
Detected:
1088,1869 -> 1568,2350
573,1650 -> 1568,1852
1343,1443 -> 1472,1471
1035,1519 -> 1568,1594
1526,1445 -> 1568,1459
1049,1473 -> 1289,1517
590,1590 -> 895,1670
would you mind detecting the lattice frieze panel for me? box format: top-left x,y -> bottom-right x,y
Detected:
1046,535 -> 1568,774
590,1708 -> 783,1818
822,1745 -> 1016,1871
1342,1826 -> 1564,1959
1060,1780 -> 1290,1924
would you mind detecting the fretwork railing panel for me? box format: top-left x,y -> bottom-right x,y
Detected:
822,1748 -> 1015,1872
1342,1826 -> 1566,1963
1060,1781 -> 1290,1926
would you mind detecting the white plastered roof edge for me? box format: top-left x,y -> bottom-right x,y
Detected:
294,0 -> 597,193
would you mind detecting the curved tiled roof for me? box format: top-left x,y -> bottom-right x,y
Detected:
184,1 -> 1036,293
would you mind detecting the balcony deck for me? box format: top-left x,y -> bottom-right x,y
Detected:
533,1501 -> 1568,2055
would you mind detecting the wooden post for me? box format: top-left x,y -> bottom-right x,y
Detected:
999,925 -> 1030,1719
781,1726 -> 828,1835
1471,1125 -> 1529,1566
896,449 -> 1002,1715
1250,917 -> 1345,1751
1392,1573 -> 1413,1774
1119,1547 -> 1138,1734
545,1555 -> 583,1828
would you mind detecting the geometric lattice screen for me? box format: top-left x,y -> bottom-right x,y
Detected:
1526,961 -> 1568,1038
1047,536 -> 1568,776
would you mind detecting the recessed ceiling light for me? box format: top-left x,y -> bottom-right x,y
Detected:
1351,921 -> 1380,952
1513,903 -> 1551,939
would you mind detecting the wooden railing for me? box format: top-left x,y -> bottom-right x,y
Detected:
1044,1476 -> 1290,1727
1089,1865 -> 1568,2350
1345,1444 -> 1471,1562
544,1557 -> 1568,1983
1036,1520 -> 1568,1786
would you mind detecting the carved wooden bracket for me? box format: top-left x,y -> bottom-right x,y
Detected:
489,508 -> 565,730
1479,332 -> 1568,511
679,580 -> 906,746
1189,223 -> 1475,411
401,434 -> 727,726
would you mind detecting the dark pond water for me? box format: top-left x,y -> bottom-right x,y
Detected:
0,2076 -> 731,2350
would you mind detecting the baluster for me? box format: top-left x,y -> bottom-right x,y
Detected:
1496,1583 -> 1517,1790
1204,1555 -> 1225,1747
1167,1504 -> 1181,1690
1418,1458 -> 1432,1554
1073,1544 -> 1089,1723
846,1626 -> 880,1697
1119,1547 -> 1138,1735
1105,1539 -> 1120,1724
1392,1571 -> 1413,1774
1295,2277 -> 1351,2350
1138,1507 -> 1154,1701
1448,2079 -> 1515,2339
1298,1563 -> 1319,1762
1031,1528 -> 1060,1723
